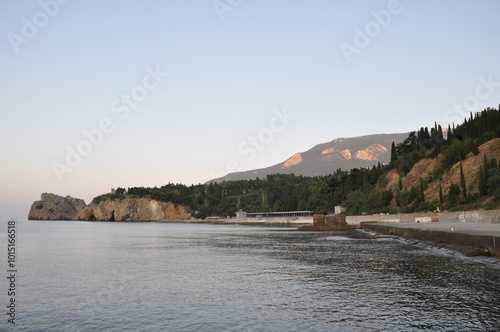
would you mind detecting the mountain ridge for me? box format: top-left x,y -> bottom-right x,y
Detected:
209,133 -> 409,183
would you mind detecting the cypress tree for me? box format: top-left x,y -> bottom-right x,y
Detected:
437,124 -> 444,143
460,161 -> 467,198
390,141 -> 397,165
479,164 -> 488,195
484,154 -> 491,194
447,183 -> 460,208
439,183 -> 444,204
395,188 -> 401,207
418,178 -> 426,203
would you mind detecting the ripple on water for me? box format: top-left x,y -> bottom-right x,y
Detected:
4,221 -> 500,331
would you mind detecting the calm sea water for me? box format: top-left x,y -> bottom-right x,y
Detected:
1,220 -> 500,331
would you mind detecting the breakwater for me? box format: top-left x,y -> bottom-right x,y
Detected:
363,222 -> 500,257
347,209 -> 500,225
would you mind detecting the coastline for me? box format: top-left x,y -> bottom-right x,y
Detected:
345,210 -> 500,225
192,209 -> 500,260
362,221 -> 500,257
24,208 -> 500,259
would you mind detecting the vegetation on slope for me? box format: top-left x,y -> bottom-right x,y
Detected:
92,107 -> 500,219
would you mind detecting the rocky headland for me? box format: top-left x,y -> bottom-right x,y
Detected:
28,193 -> 191,221
78,197 -> 191,221
28,193 -> 87,220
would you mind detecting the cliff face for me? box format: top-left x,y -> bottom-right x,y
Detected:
28,193 -> 87,220
29,193 -> 192,221
77,197 -> 191,221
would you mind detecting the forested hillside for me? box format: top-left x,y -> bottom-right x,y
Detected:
93,107 -> 500,219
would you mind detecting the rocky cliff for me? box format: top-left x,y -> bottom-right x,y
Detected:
77,197 -> 191,221
29,193 -> 192,221
28,193 -> 87,220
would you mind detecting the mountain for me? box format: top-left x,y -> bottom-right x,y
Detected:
28,108 -> 500,220
210,133 -> 409,183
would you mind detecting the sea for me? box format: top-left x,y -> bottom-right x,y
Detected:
1,219 -> 500,331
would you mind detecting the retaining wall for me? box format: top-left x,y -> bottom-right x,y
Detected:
346,210 -> 500,225
363,223 -> 500,256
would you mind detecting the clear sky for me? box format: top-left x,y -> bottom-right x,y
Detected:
1,0 -> 499,219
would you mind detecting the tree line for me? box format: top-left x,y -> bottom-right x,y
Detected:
92,107 -> 500,218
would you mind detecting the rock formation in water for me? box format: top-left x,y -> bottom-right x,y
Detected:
28,193 -> 87,220
29,193 -> 192,221
77,197 -> 191,221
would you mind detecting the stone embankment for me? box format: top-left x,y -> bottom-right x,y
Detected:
299,209 -> 500,260
347,210 -> 500,225
362,222 -> 500,258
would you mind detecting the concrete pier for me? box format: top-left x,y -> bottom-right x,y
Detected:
363,222 -> 500,257
346,209 -> 500,225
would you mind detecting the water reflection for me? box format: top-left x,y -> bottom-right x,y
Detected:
198,227 -> 500,331
7,221 -> 500,331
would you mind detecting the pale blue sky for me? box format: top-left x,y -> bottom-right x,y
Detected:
1,0 -> 499,218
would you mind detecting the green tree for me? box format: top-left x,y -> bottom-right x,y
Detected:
115,187 -> 126,195
479,164 -> 488,196
487,168 -> 500,197
460,161 -> 467,198
447,183 -> 461,209
439,184 -> 443,204
390,141 -> 397,165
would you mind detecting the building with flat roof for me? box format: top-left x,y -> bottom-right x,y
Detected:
235,210 -> 312,221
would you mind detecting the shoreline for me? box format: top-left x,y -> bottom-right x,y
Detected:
24,210 -> 500,260
362,222 -> 500,258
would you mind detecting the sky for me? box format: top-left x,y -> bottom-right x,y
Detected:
1,0 -> 499,219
